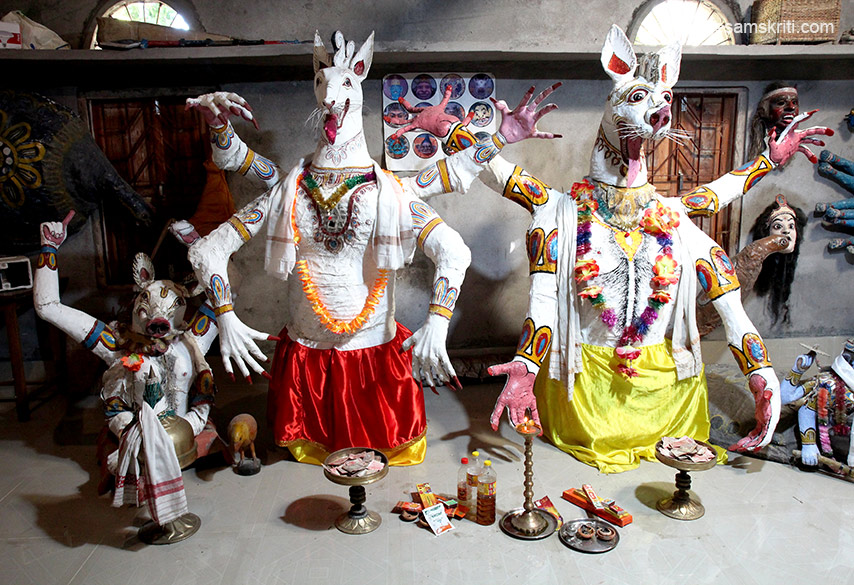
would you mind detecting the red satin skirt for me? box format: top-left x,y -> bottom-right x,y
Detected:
268,323 -> 425,454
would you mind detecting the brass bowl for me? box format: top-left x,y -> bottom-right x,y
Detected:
654,439 -> 717,472
323,447 -> 389,486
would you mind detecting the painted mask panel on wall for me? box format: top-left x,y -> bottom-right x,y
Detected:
0,91 -> 151,253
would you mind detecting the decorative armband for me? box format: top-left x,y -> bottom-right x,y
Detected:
445,122 -> 477,153
188,302 -> 217,337
681,186 -> 719,217
410,201 -> 445,247
695,246 -> 739,301
228,216 -> 252,242
415,160 -> 453,193
428,276 -> 458,320
502,166 -> 550,212
729,332 -> 772,376
82,320 -> 118,351
104,396 -> 132,418
800,427 -> 817,446
207,274 -> 233,313
527,227 -> 558,274
210,123 -> 234,150
731,154 -> 773,194
37,245 -> 57,271
189,369 -> 217,408
515,318 -> 552,368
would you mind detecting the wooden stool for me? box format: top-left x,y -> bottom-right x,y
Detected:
0,289 -> 67,421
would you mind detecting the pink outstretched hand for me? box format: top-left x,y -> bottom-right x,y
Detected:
487,360 -> 539,431
40,210 -> 75,248
492,83 -> 563,144
391,84 -> 473,139
768,109 -> 833,165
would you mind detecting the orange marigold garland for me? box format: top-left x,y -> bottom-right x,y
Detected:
575,195 -> 679,378
296,260 -> 388,335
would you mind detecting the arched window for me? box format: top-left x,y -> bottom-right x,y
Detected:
629,0 -> 739,45
88,0 -> 195,48
104,1 -> 189,29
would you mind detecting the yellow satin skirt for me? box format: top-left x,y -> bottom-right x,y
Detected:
286,433 -> 427,466
535,341 -> 726,473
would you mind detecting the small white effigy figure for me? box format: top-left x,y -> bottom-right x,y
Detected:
34,213 -> 220,534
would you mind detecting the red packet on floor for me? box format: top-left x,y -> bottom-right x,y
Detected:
392,501 -> 423,514
534,495 -> 563,527
562,487 -> 633,527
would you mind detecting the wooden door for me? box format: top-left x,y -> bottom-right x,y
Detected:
88,97 -> 209,285
646,92 -> 739,256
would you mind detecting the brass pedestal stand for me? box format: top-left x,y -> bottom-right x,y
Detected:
138,513 -> 201,544
500,421 -> 557,540
654,439 -> 717,521
323,448 -> 389,535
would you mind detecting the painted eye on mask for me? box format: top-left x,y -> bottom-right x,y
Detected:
315,77 -> 322,87
629,88 -> 649,103
662,91 -> 673,103
343,78 -> 353,88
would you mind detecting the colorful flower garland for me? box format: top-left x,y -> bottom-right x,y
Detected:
300,167 -> 376,211
295,260 -> 388,335
572,180 -> 680,378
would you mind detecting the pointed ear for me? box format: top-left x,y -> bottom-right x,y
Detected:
132,253 -> 155,289
350,31 -> 374,81
655,41 -> 681,87
600,24 -> 637,85
313,30 -> 332,74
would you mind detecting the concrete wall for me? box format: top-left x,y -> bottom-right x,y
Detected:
2,0 -> 853,368
5,0 -> 853,50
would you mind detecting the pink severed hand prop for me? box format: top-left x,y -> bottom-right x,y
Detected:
488,360 -> 540,431
391,84 -> 473,139
768,110 -> 833,165
729,373 -> 778,452
491,83 -> 563,144
186,92 -> 260,130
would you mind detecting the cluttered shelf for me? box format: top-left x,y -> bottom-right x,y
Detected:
3,42 -> 854,88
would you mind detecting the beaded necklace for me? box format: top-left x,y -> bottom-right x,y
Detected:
572,179 -> 680,378
300,167 -> 376,211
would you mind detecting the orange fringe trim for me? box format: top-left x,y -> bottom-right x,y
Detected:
295,260 -> 388,335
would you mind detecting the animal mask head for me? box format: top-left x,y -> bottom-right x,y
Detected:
131,253 -> 189,338
312,30 -> 374,145
599,25 -> 681,185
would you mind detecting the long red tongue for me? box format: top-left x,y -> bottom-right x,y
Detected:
625,136 -> 642,186
324,114 -> 338,144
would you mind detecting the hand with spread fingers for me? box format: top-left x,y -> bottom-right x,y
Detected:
488,360 -> 540,431
491,83 -> 563,144
391,84 -> 473,139
768,110 -> 833,166
213,311 -> 271,383
186,91 -> 260,130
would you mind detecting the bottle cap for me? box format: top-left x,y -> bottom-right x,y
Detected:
484,460 -> 492,466
472,450 -> 480,457
461,457 -> 469,464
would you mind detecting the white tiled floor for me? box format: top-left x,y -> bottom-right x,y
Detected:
2,352 -> 854,585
